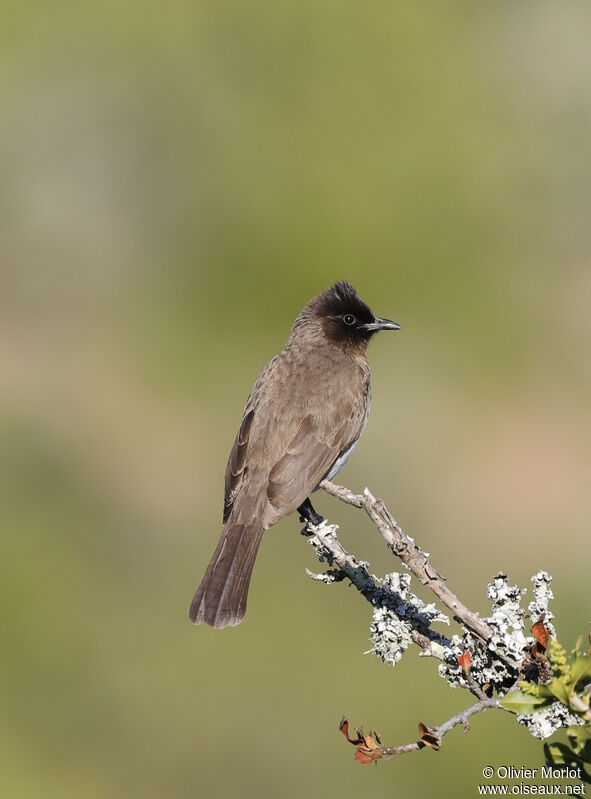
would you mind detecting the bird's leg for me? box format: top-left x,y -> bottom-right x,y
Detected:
297,497 -> 324,536
298,497 -> 324,525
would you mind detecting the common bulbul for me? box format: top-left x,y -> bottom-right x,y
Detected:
189,281 -> 401,628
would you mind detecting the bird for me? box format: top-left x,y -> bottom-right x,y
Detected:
189,280 -> 401,628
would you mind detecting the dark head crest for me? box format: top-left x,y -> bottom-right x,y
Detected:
315,281 -> 375,324
292,281 -> 400,351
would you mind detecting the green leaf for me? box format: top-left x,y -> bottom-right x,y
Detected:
568,725 -> 591,755
568,693 -> 589,714
534,683 -> 553,699
519,680 -> 552,698
544,742 -> 579,767
570,655 -> 591,689
580,741 -> 591,766
547,678 -> 570,705
500,691 -> 552,714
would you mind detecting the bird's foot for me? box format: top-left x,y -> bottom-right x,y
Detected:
297,497 -> 323,524
298,511 -> 324,525
297,498 -> 324,536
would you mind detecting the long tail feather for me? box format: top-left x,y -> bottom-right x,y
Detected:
188,522 -> 264,628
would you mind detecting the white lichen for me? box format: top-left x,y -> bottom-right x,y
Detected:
306,520 -> 340,564
368,606 -> 414,665
518,702 -> 585,740
308,511 -> 574,748
527,571 -> 556,637
438,630 -> 518,691
486,572 -> 530,665
380,572 -> 450,627
368,572 -> 449,667
439,571 -> 557,694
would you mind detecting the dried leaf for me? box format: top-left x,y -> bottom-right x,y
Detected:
339,717 -> 386,765
523,639 -> 552,684
355,736 -> 385,765
362,732 -> 382,750
418,722 -> 441,751
457,651 -> 471,673
354,750 -> 374,765
339,717 -> 363,745
532,616 -> 550,652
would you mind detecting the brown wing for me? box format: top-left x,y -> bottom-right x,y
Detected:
266,404 -> 363,514
222,348 -> 368,529
223,408 -> 254,523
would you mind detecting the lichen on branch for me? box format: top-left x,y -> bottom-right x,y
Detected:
302,481 -> 590,766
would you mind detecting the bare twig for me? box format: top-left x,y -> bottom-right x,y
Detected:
342,698 -> 500,761
464,671 -> 491,702
433,697 -> 500,738
320,480 -> 493,643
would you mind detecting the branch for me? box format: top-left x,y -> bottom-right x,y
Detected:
305,519 -> 450,660
303,481 -> 568,767
320,480 -> 493,643
340,698 -> 501,763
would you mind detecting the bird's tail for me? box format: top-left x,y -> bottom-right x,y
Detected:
188,521 -> 265,628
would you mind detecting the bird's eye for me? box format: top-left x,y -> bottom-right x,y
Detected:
343,314 -> 356,326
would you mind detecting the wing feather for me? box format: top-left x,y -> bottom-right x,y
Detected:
222,348 -> 369,528
266,407 -> 362,512
223,408 -> 254,523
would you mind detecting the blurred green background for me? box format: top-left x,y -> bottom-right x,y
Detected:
2,2 -> 590,797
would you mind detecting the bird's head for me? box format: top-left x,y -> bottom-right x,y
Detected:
293,281 -> 401,352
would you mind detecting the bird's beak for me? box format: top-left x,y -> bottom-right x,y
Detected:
363,317 -> 402,332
